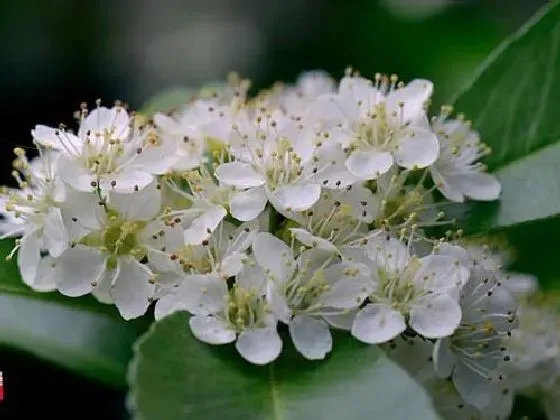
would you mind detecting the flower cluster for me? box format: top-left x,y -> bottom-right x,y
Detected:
4,69 -> 542,418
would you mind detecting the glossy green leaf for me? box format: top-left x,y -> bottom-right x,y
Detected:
128,312 -> 441,420
0,240 -> 147,388
450,1 -> 560,231
460,142 -> 560,232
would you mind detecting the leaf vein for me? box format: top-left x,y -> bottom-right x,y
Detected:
527,18 -> 560,142
269,363 -> 282,420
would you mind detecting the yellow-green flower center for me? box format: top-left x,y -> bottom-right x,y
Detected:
79,211 -> 147,269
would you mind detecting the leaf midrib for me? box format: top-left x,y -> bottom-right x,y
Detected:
268,363 -> 283,420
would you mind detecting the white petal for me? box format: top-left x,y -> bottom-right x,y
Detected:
17,233 -> 41,288
101,170 -> 154,194
345,150 -> 393,180
335,183 -> 379,223
322,262 -> 373,309
265,283 -> 291,325
297,248 -> 335,275
82,107 -> 130,140
431,166 -> 465,202
228,220 -> 259,254
435,243 -> 471,266
33,256 -> 59,292
43,207 -> 69,257
453,361 -> 496,410
340,245 -> 372,266
338,77 -> 374,117
409,294 -> 461,338
269,183 -> 321,212
386,79 -> 433,124
109,180 -> 161,221
235,328 -> 282,365
289,228 -> 337,252
456,172 -> 501,201
433,338 -> 456,378
58,157 -> 96,192
55,246 -> 106,296
183,206 -> 227,245
218,252 -> 244,278
215,162 -> 265,188
145,250 -> 178,276
253,232 -> 294,281
323,310 -> 358,330
297,70 -> 335,96
230,187 -> 268,221
177,274 -> 228,315
131,137 -> 178,174
367,237 -> 410,276
236,261 -> 267,291
152,113 -> 179,137
154,291 -> 185,320
289,315 -> 332,360
91,266 -> 118,304
502,273 -> 537,298
111,258 -> 155,320
62,189 -> 105,238
140,220 -> 185,254
351,303 -> 406,344
32,125 -> 82,153
414,254 -> 470,294
308,143 -> 358,189
308,93 -> 357,122
189,315 -> 236,344
394,128 -> 439,169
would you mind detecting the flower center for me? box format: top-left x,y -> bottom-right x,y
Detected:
86,147 -> 123,175
353,103 -> 399,150
103,217 -> 146,268
226,286 -> 269,332
263,140 -> 304,189
79,211 -> 146,269
375,257 -> 420,309
285,269 -> 330,313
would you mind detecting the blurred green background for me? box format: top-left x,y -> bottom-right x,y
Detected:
0,0 -> 547,418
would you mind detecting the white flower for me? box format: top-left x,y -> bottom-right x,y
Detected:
215,112 -> 354,220
153,220 -> 258,318
309,74 -> 438,180
51,181 -> 172,319
441,241 -> 538,299
350,237 -> 469,344
378,166 -> 448,228
432,265 -> 517,411
430,109 -> 500,202
157,272 -> 281,365
424,376 -> 513,420
383,336 -> 436,382
286,184 -> 379,253
32,104 -> 177,193
154,95 -> 240,171
1,148 -> 67,290
251,233 -> 371,359
425,377 -> 482,420
275,70 -> 336,117
506,302 -> 559,389
162,163 -> 239,245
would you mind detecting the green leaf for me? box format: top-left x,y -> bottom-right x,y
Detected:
128,312 -> 441,420
0,239 -> 148,388
461,142 -> 560,232
140,81 -> 235,116
449,1 -> 560,231
141,88 -> 197,116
